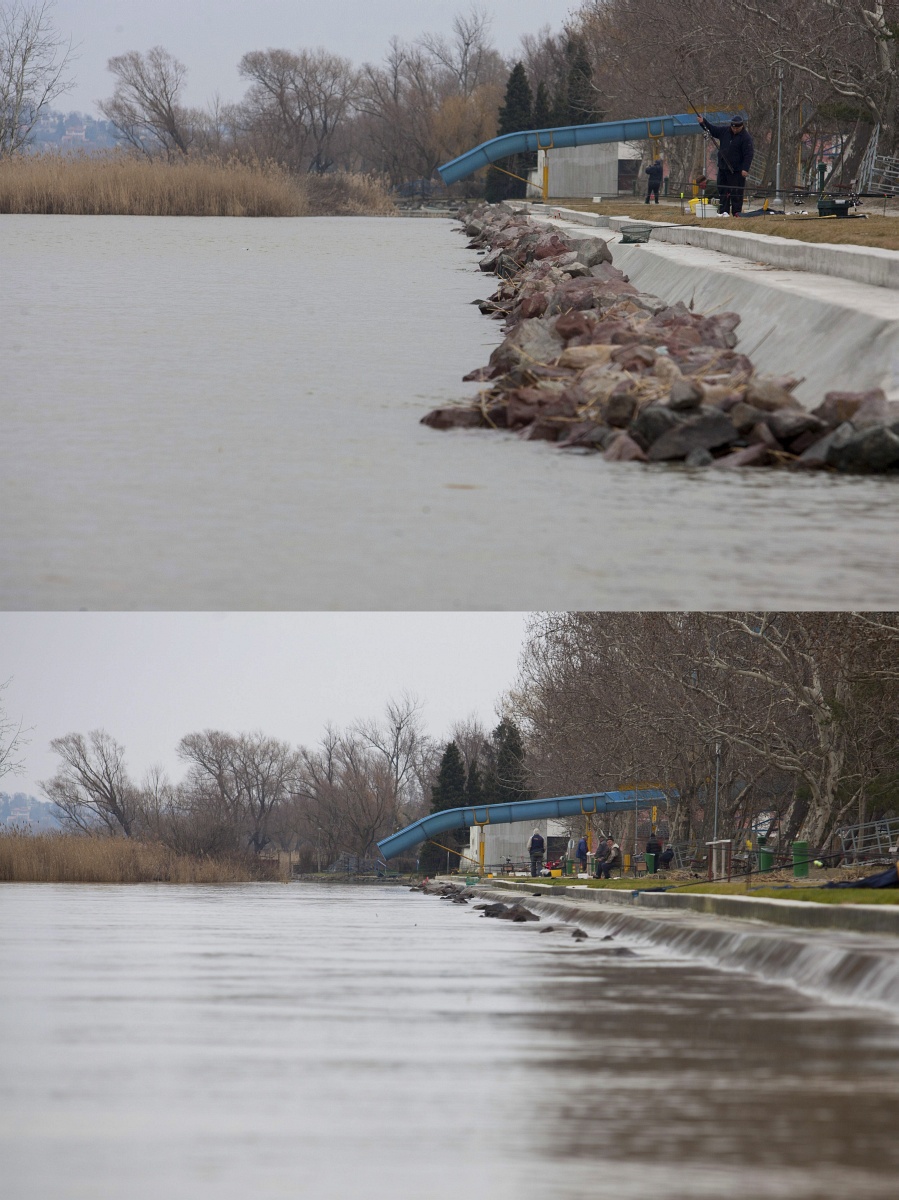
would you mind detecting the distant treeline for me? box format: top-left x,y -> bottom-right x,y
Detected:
4,615 -> 896,876
5,2 -> 891,207
16,699 -> 528,874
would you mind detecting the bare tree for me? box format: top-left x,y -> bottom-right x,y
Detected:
237,47 -> 358,172
177,730 -> 298,854
99,46 -> 193,158
42,730 -> 141,837
0,0 -> 74,156
447,713 -> 489,776
357,17 -> 504,187
418,5 -> 503,98
353,693 -> 433,825
733,0 -> 899,146
512,611 -> 899,850
0,678 -> 27,781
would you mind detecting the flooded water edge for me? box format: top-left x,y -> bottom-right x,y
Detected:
2,214 -> 897,609
1,883 -> 898,1200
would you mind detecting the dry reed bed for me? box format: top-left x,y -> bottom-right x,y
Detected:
0,154 -> 397,217
0,832 -> 276,884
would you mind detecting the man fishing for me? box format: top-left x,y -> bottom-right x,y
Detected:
696,113 -> 754,216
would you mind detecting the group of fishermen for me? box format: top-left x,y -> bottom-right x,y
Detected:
645,113 -> 755,216
527,829 -> 674,879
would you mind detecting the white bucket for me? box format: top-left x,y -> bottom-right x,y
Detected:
689,199 -> 716,218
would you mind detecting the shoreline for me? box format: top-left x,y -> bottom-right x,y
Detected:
428,878 -> 899,1015
423,202 -> 899,475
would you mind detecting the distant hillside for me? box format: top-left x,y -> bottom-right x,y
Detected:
0,792 -> 62,830
28,110 -> 119,153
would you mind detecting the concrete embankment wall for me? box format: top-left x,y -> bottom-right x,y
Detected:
475,880 -> 899,1013
529,205 -> 899,406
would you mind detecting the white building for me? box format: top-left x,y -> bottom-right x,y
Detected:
464,819 -> 574,873
529,142 -> 644,199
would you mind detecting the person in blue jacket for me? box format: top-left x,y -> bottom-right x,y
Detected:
575,835 -> 588,872
696,113 -> 754,215
644,158 -> 663,204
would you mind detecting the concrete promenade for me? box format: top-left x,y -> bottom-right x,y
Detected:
526,204 -> 899,405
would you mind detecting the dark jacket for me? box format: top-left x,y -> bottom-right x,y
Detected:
700,118 -> 754,176
528,833 -> 545,855
646,836 -> 663,858
645,160 -> 663,184
576,837 -> 588,860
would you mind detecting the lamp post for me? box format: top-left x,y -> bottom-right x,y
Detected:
775,65 -> 784,200
713,741 -> 721,841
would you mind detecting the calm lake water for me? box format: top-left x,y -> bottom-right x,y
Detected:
2,214 -> 897,610
2,884 -> 898,1200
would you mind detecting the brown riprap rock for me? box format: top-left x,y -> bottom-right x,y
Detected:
603,432 -> 650,462
557,343 -> 616,370
421,406 -> 487,431
744,377 -> 804,412
812,388 -> 885,427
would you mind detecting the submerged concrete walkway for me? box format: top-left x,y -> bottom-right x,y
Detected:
487,877 -> 899,935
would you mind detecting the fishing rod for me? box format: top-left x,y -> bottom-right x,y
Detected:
670,73 -> 737,175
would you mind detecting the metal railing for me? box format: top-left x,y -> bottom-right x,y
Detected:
837,817 -> 899,864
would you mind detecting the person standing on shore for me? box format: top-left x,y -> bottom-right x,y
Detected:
645,158 -> 663,204
645,830 -> 662,870
528,829 -> 545,877
575,834 -> 588,873
696,113 -> 754,215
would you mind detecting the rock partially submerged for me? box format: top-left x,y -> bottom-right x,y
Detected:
474,901 -> 540,922
422,202 -> 899,476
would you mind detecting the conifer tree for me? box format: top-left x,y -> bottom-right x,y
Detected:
418,741 -> 467,875
532,81 -> 553,130
483,719 -> 531,807
465,758 -> 484,807
485,62 -> 534,202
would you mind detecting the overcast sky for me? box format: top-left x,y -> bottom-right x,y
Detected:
51,0 -> 577,115
0,612 -> 529,799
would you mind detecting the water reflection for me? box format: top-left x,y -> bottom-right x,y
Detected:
0,884 -> 897,1200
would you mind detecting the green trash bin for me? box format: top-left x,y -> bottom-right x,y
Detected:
646,853 -> 657,874
758,847 -> 774,873
792,840 -> 809,879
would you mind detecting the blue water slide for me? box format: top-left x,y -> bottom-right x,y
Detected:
437,112 -> 730,186
377,789 -> 671,860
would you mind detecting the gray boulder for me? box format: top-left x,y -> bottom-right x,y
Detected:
647,410 -> 738,462
668,377 -> 704,411
795,422 -> 855,469
573,237 -> 614,269
766,410 -> 828,443
630,404 -> 685,446
826,424 -> 899,472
